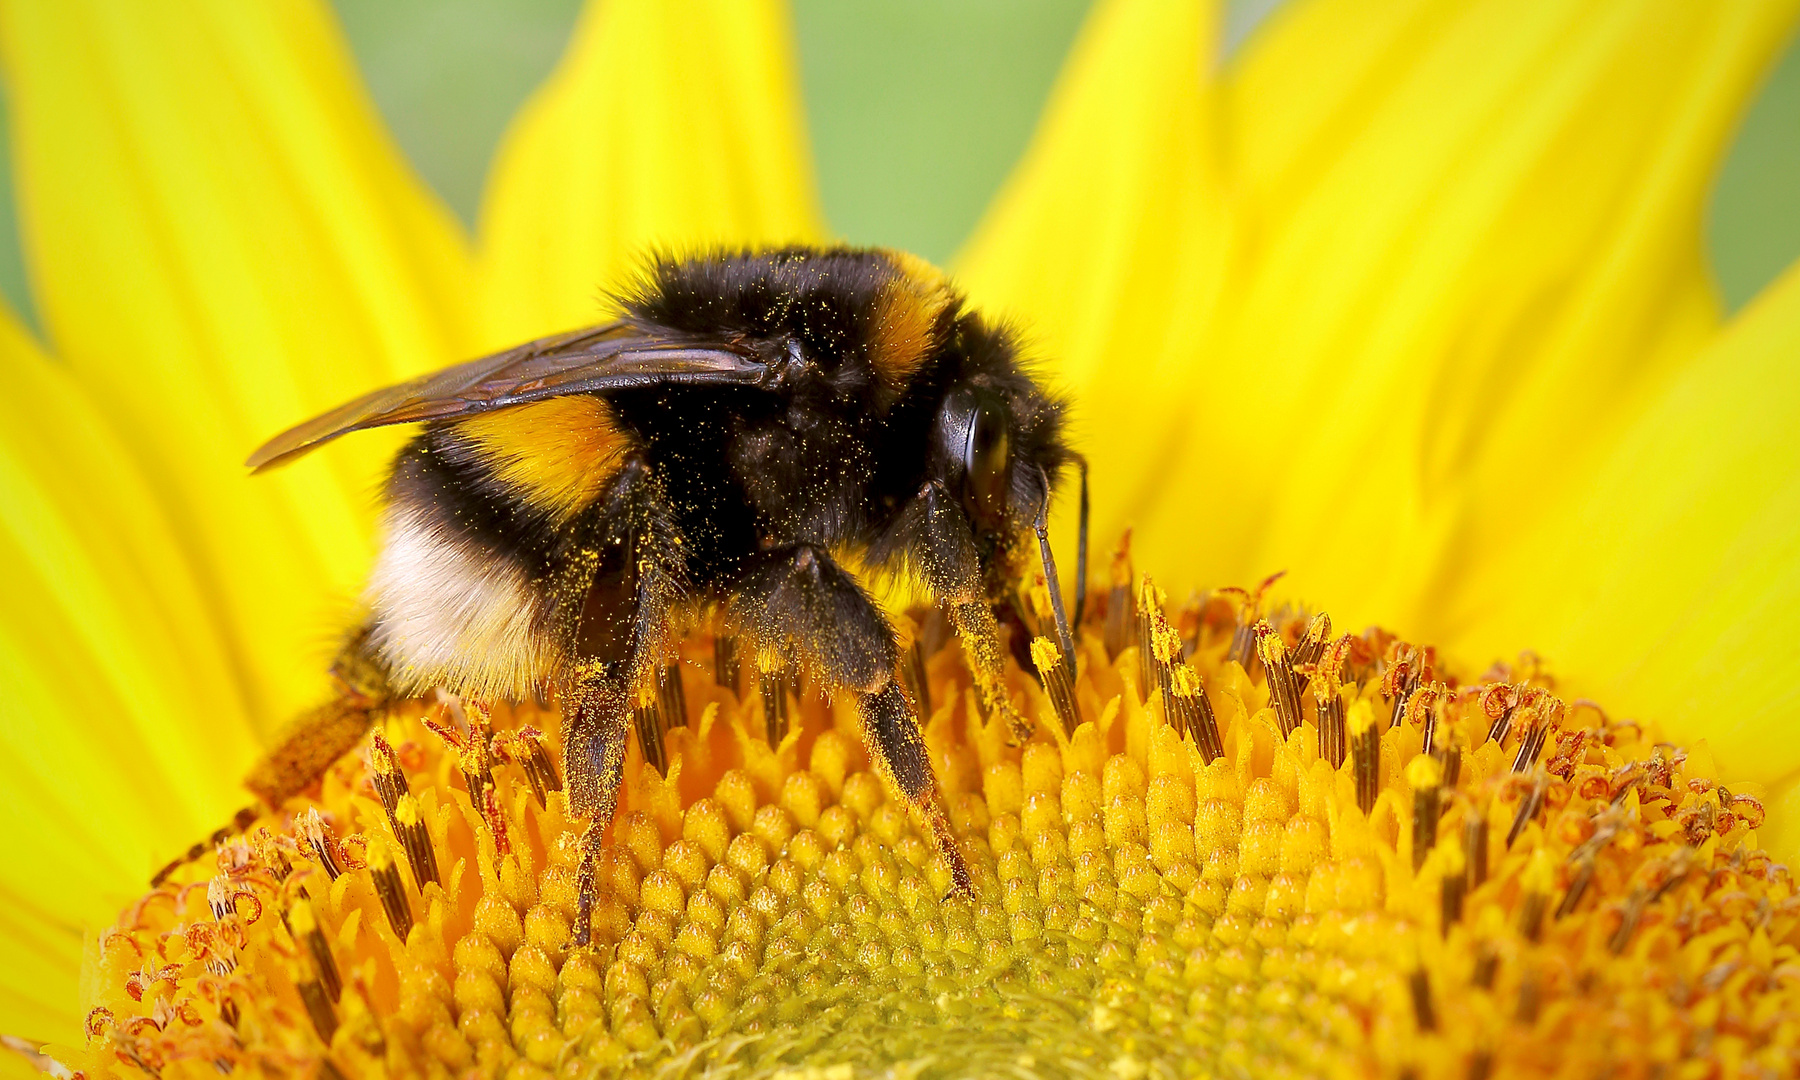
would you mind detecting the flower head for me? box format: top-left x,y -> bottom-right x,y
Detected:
2,0 -> 1800,1076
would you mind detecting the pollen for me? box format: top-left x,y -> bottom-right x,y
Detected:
75,575 -> 1800,1079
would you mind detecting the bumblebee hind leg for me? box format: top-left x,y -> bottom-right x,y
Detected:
730,544 -> 974,899
563,456 -> 683,947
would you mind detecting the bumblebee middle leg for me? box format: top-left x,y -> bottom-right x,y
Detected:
563,456 -> 683,947
729,544 -> 974,898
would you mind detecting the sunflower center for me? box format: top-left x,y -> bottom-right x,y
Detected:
77,566 -> 1800,1080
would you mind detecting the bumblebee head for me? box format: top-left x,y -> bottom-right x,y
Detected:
926,309 -> 1073,558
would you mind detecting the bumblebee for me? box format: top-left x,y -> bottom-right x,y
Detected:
252,246 -> 1083,937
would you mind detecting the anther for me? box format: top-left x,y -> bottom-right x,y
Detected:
1555,859 -> 1594,920
1515,970 -> 1541,1024
903,638 -> 933,720
296,809 -> 341,881
295,965 -> 338,1043
1409,968 -> 1436,1032
1609,887 -> 1649,955
633,682 -> 671,773
1435,739 -> 1461,794
1517,850 -> 1552,942
1510,694 -> 1562,774
521,726 -> 562,797
1506,773 -> 1548,848
367,842 -> 413,940
1255,621 -> 1306,739
713,631 -> 743,696
757,658 -> 794,748
658,661 -> 689,730
1032,637 -> 1082,737
1348,699 -> 1380,814
393,795 -> 440,890
1291,612 -> 1331,669
1407,755 -> 1443,872
1223,570 -> 1284,677
286,895 -> 340,1003
1439,846 -> 1467,935
1464,805 -> 1489,890
1482,684 -> 1519,746
1173,663 -> 1224,764
1102,532 -> 1135,661
1300,632 -> 1352,767
1135,577 -> 1166,701
1383,643 -> 1432,729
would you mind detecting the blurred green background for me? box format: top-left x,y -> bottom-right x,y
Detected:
0,0 -> 1795,331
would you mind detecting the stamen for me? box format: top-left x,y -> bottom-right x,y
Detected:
1516,970 -> 1542,1025
1172,662 -> 1224,764
367,841 -> 413,940
1292,612 -> 1331,669
1464,803 -> 1489,890
1438,844 -> 1466,935
1102,532 -> 1135,661
757,654 -> 794,748
1255,621 -> 1306,739
520,726 -> 562,797
1134,577 -> 1165,704
1516,851 -> 1552,943
393,795 -> 440,890
1482,683 -> 1520,746
370,731 -> 437,890
1510,694 -> 1563,774
285,894 -> 340,1003
658,661 -> 688,730
1032,637 -> 1081,737
1435,737 -> 1461,793
1472,947 -> 1499,990
903,638 -> 933,720
1222,570 -> 1284,677
294,964 -> 337,1043
1409,968 -> 1436,1033
1556,859 -> 1595,919
1507,772 -> 1549,848
1349,699 -> 1380,814
1413,685 -> 1443,753
632,681 -> 670,774
295,809 -> 340,881
1407,754 -> 1443,872
713,631 -> 742,695
1382,642 -> 1433,729
1299,633 -> 1352,767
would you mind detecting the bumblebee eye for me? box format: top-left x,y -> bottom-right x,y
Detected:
936,387 -> 1011,529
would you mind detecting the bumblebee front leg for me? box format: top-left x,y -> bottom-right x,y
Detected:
880,481 -> 1029,741
563,456 -> 682,948
730,544 -> 974,899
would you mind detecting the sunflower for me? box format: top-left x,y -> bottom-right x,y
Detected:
3,0 -> 1799,1076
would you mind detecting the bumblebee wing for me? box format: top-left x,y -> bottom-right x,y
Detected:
246,321 -> 772,471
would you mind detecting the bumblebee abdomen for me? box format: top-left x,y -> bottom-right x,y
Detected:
364,396 -> 631,699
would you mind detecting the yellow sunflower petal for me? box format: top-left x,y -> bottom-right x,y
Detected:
1025,0 -> 1796,637
1455,258 -> 1800,854
478,0 -> 825,345
0,0 -> 475,730
955,0 -> 1229,538
0,312 -> 258,1043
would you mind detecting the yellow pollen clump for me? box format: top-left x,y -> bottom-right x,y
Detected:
74,582 -> 1800,1080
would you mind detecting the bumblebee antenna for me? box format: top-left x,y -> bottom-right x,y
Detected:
1072,453 -> 1089,630
1034,468 -> 1078,683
